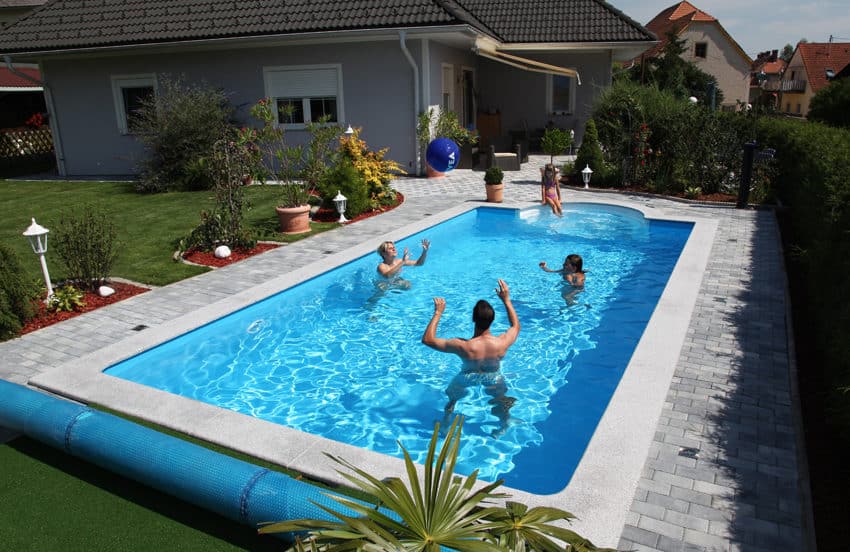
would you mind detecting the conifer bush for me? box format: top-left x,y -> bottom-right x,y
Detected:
0,243 -> 41,340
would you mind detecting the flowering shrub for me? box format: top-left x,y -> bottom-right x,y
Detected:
337,127 -> 404,210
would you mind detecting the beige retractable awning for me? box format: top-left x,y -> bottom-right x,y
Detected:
475,43 -> 581,85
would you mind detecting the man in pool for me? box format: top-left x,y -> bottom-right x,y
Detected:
376,239 -> 430,285
421,279 -> 520,437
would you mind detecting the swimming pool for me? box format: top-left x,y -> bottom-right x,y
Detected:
105,204 -> 692,494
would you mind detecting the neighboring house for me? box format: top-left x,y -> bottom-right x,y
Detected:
631,1 -> 752,110
0,0 -> 47,128
749,50 -> 786,109
779,41 -> 850,118
0,0 -> 654,177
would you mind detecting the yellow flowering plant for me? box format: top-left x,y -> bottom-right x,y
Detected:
337,128 -> 405,210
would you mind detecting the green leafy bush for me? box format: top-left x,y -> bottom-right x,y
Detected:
52,206 -> 119,291
484,166 -> 504,185
317,159 -> 370,218
48,284 -> 85,313
0,243 -> 41,340
135,75 -> 235,193
574,118 -> 604,186
807,78 -> 850,129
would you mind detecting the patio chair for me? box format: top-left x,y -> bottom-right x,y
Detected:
481,136 -> 521,171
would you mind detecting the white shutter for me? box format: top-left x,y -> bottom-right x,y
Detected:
266,66 -> 339,98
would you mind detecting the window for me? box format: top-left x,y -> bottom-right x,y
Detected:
785,102 -> 791,113
441,64 -> 455,112
111,74 -> 156,134
796,103 -> 801,114
264,65 -> 343,128
694,43 -> 707,59
547,74 -> 575,115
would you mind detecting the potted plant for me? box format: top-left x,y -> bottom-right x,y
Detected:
249,99 -> 340,234
484,165 -> 504,203
417,108 -> 477,176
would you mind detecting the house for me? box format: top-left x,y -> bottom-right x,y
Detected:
0,0 -> 47,128
0,0 -> 655,177
749,50 -> 786,110
632,1 -> 751,110
779,41 -> 850,117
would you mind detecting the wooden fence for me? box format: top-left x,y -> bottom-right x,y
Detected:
0,128 -> 55,176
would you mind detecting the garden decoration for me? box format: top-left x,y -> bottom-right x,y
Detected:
425,137 -> 460,174
22,217 -> 53,300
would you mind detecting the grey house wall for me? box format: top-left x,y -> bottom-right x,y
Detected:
43,40 -> 419,176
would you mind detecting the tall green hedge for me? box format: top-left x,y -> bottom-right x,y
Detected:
757,117 -> 850,422
0,243 -> 40,339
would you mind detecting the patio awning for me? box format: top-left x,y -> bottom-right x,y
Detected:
474,43 -> 581,85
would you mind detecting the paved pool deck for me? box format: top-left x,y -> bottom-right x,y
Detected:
0,156 -> 812,551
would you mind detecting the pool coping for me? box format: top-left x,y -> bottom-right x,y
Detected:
29,195 -> 718,547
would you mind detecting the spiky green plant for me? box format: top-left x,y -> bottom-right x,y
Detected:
259,418 -> 615,551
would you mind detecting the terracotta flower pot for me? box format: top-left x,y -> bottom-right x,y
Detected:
275,205 -> 311,235
426,163 -> 445,178
485,183 -> 504,203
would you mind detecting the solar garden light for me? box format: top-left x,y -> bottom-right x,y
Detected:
344,125 -> 354,135
581,164 -> 593,189
333,190 -> 348,223
22,217 -> 54,301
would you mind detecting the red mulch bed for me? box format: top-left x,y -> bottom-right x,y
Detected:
183,242 -> 282,268
20,282 -> 150,335
311,191 -> 405,223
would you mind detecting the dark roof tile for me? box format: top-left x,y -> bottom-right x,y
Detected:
0,0 -> 652,53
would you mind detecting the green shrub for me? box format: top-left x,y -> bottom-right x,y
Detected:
807,78 -> 850,129
52,206 -> 120,291
135,75 -> 235,193
317,159 -> 370,218
574,118 -> 604,185
484,166 -> 504,184
0,243 -> 41,340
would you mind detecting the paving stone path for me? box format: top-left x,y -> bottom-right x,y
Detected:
0,156 -> 812,551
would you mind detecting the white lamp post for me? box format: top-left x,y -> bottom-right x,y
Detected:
333,190 -> 348,223
22,217 -> 54,300
581,164 -> 593,189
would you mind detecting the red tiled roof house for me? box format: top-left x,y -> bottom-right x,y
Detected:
780,41 -> 850,117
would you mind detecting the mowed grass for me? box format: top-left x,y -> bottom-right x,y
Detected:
0,435 -> 281,551
0,179 -> 337,286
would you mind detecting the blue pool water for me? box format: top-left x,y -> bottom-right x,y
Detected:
107,205 -> 692,494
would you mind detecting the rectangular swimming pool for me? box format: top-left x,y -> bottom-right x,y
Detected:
104,204 -> 692,494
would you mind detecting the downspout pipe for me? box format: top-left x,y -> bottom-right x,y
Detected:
3,55 -> 66,175
398,31 -> 421,176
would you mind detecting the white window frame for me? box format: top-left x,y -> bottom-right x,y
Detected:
263,64 -> 344,130
546,73 -> 576,116
441,63 -> 455,113
111,74 -> 157,135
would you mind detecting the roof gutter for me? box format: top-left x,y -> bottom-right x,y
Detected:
4,55 -> 66,175
399,30 -> 421,176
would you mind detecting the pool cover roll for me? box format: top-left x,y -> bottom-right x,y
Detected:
0,379 -> 368,536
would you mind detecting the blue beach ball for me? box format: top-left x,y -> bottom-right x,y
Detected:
426,138 -> 460,173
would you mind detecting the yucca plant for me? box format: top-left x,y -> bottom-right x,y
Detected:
259,417 -> 615,551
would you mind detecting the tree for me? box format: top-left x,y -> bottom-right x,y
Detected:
808,78 -> 850,128
623,30 -> 724,106
574,118 -> 604,184
780,43 -> 794,63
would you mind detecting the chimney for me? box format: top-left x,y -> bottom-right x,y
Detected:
770,50 -> 777,61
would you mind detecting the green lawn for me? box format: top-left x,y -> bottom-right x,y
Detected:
0,179 -> 337,286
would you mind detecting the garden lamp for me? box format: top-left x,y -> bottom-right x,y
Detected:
333,190 -> 348,223
22,217 -> 54,300
581,164 -> 593,189
344,125 -> 354,135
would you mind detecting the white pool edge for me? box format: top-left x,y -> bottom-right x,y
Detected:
29,197 -> 717,547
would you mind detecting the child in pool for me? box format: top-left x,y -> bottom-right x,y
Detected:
540,163 -> 563,216
539,253 -> 585,287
